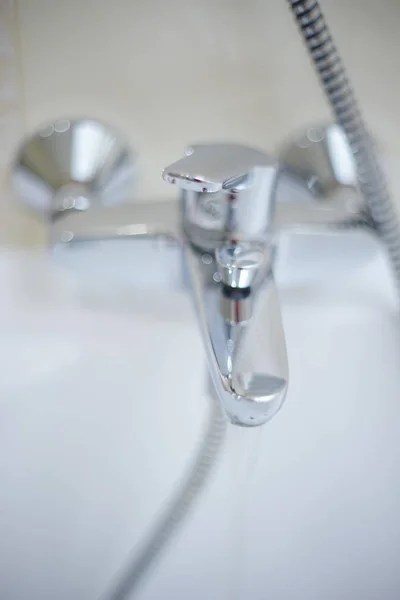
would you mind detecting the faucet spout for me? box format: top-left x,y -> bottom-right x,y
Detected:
184,242 -> 288,427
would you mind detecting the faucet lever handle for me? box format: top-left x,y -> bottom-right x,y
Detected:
163,143 -> 274,193
163,144 -> 280,249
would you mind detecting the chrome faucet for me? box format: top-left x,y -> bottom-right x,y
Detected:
163,144 -> 287,426
13,119 -> 371,428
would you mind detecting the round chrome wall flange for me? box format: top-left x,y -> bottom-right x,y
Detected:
278,123 -> 364,214
12,118 -> 135,219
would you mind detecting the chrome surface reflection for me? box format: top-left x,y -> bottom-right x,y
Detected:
279,123 -> 362,212
13,118 -> 134,218
164,143 -> 289,426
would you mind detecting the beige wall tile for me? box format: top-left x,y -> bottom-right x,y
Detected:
0,0 -> 44,245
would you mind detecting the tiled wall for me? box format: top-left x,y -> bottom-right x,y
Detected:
2,0 -> 400,246
0,1 -> 42,245
0,1 -> 20,167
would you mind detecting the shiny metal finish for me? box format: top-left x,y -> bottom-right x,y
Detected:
219,294 -> 253,324
279,123 -> 362,210
216,243 -> 271,289
163,143 -> 288,425
275,123 -> 373,236
13,118 -> 134,218
49,193 -> 371,251
163,143 -> 274,193
163,143 -> 279,250
49,202 -> 183,289
50,201 -> 180,246
185,245 -> 288,427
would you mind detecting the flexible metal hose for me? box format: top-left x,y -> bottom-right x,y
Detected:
287,0 -> 400,290
101,400 -> 227,600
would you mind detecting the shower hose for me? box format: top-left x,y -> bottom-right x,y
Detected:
101,2 -> 400,598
